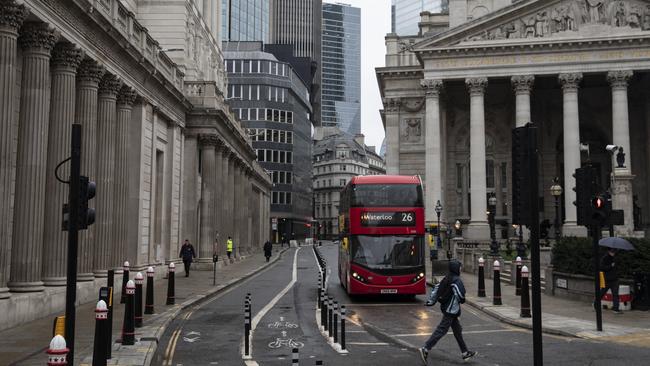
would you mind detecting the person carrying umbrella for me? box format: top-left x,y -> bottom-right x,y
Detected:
598,247 -> 622,314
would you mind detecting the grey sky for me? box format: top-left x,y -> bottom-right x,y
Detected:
323,0 -> 391,152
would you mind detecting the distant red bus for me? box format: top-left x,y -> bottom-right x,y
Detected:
338,175 -> 426,295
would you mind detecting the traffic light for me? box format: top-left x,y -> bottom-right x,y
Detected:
512,125 -> 534,226
591,194 -> 608,226
78,176 -> 96,230
572,166 -> 597,227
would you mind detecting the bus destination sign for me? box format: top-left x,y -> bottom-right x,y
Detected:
360,211 -> 416,227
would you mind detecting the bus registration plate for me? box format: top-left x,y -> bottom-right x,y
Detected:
381,289 -> 397,294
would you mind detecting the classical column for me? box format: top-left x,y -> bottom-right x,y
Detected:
229,156 -> 237,254
0,0 -> 29,298
111,85 -> 137,276
213,141 -> 224,247
219,149 -> 230,257
558,73 -> 583,233
465,77 -> 489,239
421,79 -> 444,224
95,74 -> 121,273
511,75 -> 534,127
76,58 -> 104,278
182,134 -> 199,245
382,98 -> 401,174
199,135 -> 218,260
607,70 -> 633,170
9,22 -> 58,292
42,42 -> 83,286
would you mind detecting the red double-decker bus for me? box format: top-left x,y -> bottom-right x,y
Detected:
338,175 -> 426,295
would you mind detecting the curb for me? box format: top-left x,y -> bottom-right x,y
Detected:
107,248 -> 291,366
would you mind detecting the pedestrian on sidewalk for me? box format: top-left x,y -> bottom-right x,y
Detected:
226,236 -> 234,262
263,240 -> 273,262
179,239 -> 196,277
598,248 -> 622,314
419,260 -> 477,364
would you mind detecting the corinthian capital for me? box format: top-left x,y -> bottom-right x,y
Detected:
0,0 -> 29,31
77,58 -> 104,83
607,70 -> 633,89
465,77 -> 488,96
199,134 -> 220,148
558,73 -> 583,92
511,75 -> 535,94
117,85 -> 138,106
382,97 -> 401,113
98,74 -> 122,96
18,22 -> 58,52
51,42 -> 83,70
420,79 -> 444,98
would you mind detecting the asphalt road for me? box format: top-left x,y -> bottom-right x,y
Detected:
152,242 -> 650,366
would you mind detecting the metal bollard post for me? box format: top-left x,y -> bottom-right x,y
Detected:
515,256 -> 522,296
340,305 -> 346,350
134,272 -> 144,328
47,334 -> 69,366
291,347 -> 299,366
333,301 -> 338,344
106,269 -> 114,359
320,289 -> 326,329
478,257 -> 486,297
323,293 -> 328,331
166,263 -> 175,305
317,278 -> 321,309
328,297 -> 333,338
121,280 -> 136,345
493,260 -> 502,306
244,301 -> 250,356
520,265 -> 531,318
144,267 -> 155,314
120,261 -> 130,304
92,300 -> 108,366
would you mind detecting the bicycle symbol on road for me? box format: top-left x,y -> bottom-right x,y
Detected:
268,338 -> 304,349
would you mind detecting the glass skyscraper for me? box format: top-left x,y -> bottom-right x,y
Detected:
222,0 -> 270,42
391,0 -> 443,35
321,3 -> 361,136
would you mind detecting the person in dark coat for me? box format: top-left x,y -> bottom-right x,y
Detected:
179,239 -> 196,277
598,248 -> 622,313
419,260 -> 476,364
263,240 -> 273,262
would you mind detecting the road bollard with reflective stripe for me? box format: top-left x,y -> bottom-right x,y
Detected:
92,300 -> 108,366
145,267 -> 155,314
134,272 -> 144,328
340,305 -> 346,350
478,257 -> 486,297
328,297 -> 333,338
47,334 -> 69,366
166,262 -> 175,305
121,280 -> 136,345
317,278 -> 321,309
292,347 -> 299,365
520,265 -> 531,318
333,301 -> 338,344
120,261 -> 130,304
106,269 -> 114,359
323,293 -> 328,331
493,260 -> 502,305
244,301 -> 250,356
515,256 -> 522,296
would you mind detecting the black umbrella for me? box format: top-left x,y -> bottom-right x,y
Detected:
598,237 -> 635,251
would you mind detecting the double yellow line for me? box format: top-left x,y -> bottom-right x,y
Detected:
162,310 -> 196,365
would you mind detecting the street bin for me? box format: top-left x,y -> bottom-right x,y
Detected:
633,272 -> 650,311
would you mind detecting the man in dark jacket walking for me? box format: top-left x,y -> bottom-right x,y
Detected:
179,239 -> 196,277
419,260 -> 476,364
598,248 -> 622,313
263,240 -> 273,262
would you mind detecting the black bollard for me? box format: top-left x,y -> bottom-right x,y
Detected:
316,361 -> 323,365
92,300 -> 108,366
520,265 -> 531,318
493,260 -> 502,306
320,289 -> 326,329
166,262 -> 175,305
120,261 -> 130,304
121,280 -> 136,345
328,297 -> 333,338
106,269 -> 114,359
478,257 -> 486,297
292,347 -> 299,366
244,300 -> 250,356
317,278 -> 321,309
515,256 -> 522,296
134,272 -> 143,328
323,293 -> 329,332
144,267 -> 154,315
333,301 -> 338,344
340,305 -> 346,350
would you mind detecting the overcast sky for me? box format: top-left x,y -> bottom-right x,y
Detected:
324,0 -> 391,153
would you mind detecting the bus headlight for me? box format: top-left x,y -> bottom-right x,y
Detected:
412,272 -> 425,283
351,271 -> 367,283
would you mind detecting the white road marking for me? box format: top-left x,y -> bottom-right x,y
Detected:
186,331 -> 200,336
393,329 -> 520,337
347,342 -> 391,346
182,336 -> 200,343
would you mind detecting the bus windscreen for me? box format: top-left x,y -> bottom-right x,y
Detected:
351,184 -> 423,207
351,235 -> 424,269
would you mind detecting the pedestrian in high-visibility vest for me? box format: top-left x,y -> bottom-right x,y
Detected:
226,237 -> 234,262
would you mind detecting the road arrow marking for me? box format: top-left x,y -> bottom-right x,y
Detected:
183,336 -> 200,343
186,331 -> 201,336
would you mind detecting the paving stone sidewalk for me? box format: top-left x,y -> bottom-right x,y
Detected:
1,247 -> 288,366
425,261 -> 650,348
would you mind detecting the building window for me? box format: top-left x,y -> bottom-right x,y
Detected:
287,172 -> 292,184
500,162 -> 507,189
286,192 -> 292,204
272,150 -> 279,163
340,179 -> 346,186
287,132 -> 293,144
486,160 -> 495,188
272,191 -> 278,204
287,152 -> 292,164
341,164 -> 346,171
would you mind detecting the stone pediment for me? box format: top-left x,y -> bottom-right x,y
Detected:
415,0 -> 650,50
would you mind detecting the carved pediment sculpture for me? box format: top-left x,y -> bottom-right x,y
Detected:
467,0 -> 650,42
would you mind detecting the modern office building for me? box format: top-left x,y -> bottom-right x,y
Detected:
221,0 -> 271,42
224,42 -> 313,242
313,128 -> 385,239
391,0 -> 444,35
321,2 -> 361,135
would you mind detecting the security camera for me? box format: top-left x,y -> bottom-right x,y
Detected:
606,144 -> 619,152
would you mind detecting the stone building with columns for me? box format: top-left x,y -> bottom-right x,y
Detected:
377,0 -> 650,240
0,0 -> 270,330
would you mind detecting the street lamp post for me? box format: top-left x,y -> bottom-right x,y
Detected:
446,225 -> 453,259
435,199 -> 442,246
488,195 -> 498,256
454,219 -> 461,238
550,177 -> 563,241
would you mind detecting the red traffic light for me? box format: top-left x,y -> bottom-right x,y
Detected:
592,196 -> 604,209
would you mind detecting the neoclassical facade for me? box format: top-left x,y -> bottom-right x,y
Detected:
0,0 -> 270,330
377,0 -> 650,240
